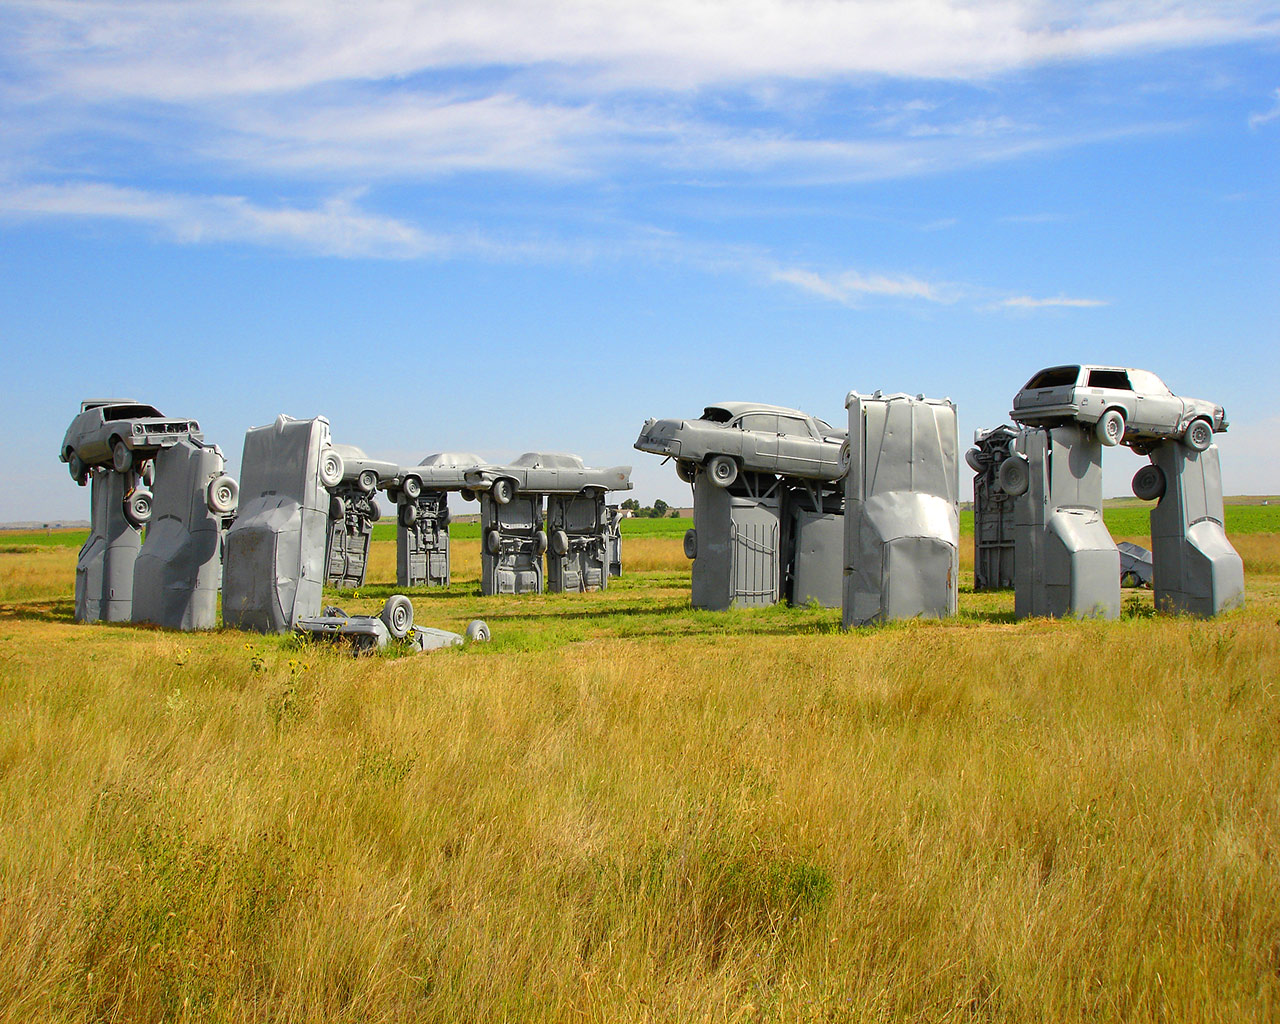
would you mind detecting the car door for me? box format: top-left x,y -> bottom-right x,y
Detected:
735,413 -> 779,471
774,414 -> 820,476
1128,369 -> 1183,435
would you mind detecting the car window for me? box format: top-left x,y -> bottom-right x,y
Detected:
102,404 -> 164,420
1087,369 -> 1132,390
776,415 -> 812,437
699,407 -> 733,423
1025,366 -> 1080,389
814,417 -> 834,433
1127,369 -> 1172,396
736,413 -> 778,433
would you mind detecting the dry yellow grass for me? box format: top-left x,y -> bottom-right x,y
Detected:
0,533 -> 1277,1021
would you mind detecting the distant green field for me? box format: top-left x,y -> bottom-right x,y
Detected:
8,501 -> 1280,551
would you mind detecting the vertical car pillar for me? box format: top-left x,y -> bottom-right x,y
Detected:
132,440 -> 234,630
396,492 -> 451,588
686,474 -> 782,610
605,505 -> 623,578
1009,424 -> 1120,619
223,415 -> 338,632
1137,443 -> 1244,616
75,468 -> 143,623
843,392 -> 959,628
968,426 -> 1018,590
546,492 -> 609,593
783,482 -> 843,608
325,486 -> 377,589
479,493 -> 545,595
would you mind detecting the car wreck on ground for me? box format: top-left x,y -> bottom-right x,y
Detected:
635,402 -> 846,487
296,595 -> 490,656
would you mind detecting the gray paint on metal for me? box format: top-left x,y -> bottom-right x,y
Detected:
605,505 -> 623,578
132,439 -> 230,630
1144,443 -> 1244,616
1117,541 -> 1154,587
325,488 -> 376,589
688,477 -> 782,610
396,491 -> 451,588
791,508 -> 843,608
223,415 -> 336,632
842,392 -> 959,627
546,491 -> 610,593
75,468 -> 142,623
1011,424 -> 1120,620
479,493 -> 545,595
968,425 -> 1018,590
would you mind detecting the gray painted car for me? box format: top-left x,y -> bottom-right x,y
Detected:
61,399 -> 203,481
464,453 -> 633,504
330,444 -> 398,494
390,452 -> 486,502
635,402 -> 847,487
1010,365 -> 1226,450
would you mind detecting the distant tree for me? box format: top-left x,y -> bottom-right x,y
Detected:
652,499 -> 669,518
669,509 -> 680,518
620,498 -> 640,511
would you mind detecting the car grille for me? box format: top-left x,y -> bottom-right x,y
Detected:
146,422 -> 191,434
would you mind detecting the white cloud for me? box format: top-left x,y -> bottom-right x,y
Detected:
996,295 -> 1109,309
772,266 -> 956,305
1247,88 -> 1280,128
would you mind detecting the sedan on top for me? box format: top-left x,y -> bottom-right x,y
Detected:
1010,365 -> 1226,450
635,402 -> 847,487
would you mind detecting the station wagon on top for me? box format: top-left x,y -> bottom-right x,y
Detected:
60,399 -> 203,483
1010,365 -> 1226,451
634,402 -> 847,487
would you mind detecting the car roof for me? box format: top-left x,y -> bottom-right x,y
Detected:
79,398 -> 140,411
511,452 -> 585,469
703,402 -> 812,419
419,452 -> 484,467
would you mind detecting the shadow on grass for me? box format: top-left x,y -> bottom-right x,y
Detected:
0,598 -> 77,623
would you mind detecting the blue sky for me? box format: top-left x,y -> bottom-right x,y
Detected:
2,0 -> 1277,520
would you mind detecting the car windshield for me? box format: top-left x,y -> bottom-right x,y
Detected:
1127,369 -> 1173,396
101,404 -> 164,420
1023,366 -> 1080,389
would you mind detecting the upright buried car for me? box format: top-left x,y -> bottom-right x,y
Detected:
1010,365 -> 1226,450
61,399 -> 202,482
635,402 -> 846,487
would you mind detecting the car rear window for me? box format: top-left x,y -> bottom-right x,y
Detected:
1086,369 -> 1132,390
1024,366 -> 1080,389
700,407 -> 733,423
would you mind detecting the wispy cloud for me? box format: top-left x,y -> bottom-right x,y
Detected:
771,266 -> 957,305
1248,88 -> 1280,128
995,295 -> 1109,309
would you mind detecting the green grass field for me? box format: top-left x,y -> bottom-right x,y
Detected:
0,514 -> 1276,1021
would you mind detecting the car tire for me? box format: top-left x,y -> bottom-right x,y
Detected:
491,479 -> 515,505
706,455 -> 738,488
533,531 -> 548,556
207,475 -> 239,514
67,452 -> 85,483
329,494 -> 347,520
460,488 -> 476,503
1121,570 -> 1141,589
549,529 -> 569,556
125,490 -> 152,527
1131,465 -> 1166,502
964,449 -> 985,474
464,620 -> 490,643
357,469 -> 379,493
367,501 -> 382,523
484,529 -> 501,555
1096,409 -> 1125,447
111,438 -> 133,474
1184,418 -> 1213,452
319,447 -> 344,488
675,459 -> 697,484
399,503 -> 417,528
401,476 -> 422,500
997,454 -> 1030,497
683,529 -> 697,560
379,594 -> 414,640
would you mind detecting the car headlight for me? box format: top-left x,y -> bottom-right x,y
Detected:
133,423 -> 145,434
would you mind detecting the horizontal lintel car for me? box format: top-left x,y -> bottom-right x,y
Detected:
464,453 -> 633,504
634,402 -> 847,487
1010,365 -> 1226,451
60,399 -> 203,483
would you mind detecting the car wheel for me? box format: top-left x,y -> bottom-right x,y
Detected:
1121,570 -> 1140,589
1184,418 -> 1213,452
464,620 -> 490,643
401,476 -> 422,500
549,529 -> 569,556
399,503 -> 417,528
964,449 -> 985,474
997,454 -> 1030,497
67,451 -> 85,483
357,469 -> 379,493
1096,409 -> 1125,447
1132,464 -> 1166,502
682,529 -> 697,560
319,447 -> 345,488
533,531 -> 548,556
675,459 -> 697,484
125,490 -> 152,527
491,479 -> 515,505
460,488 -> 476,503
379,594 -> 414,640
207,475 -> 239,514
329,494 -> 347,520
706,455 -> 738,488
111,438 -> 133,474
367,501 -> 381,523
484,529 -> 501,555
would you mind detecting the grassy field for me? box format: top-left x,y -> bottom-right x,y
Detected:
0,516 -> 1277,1021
